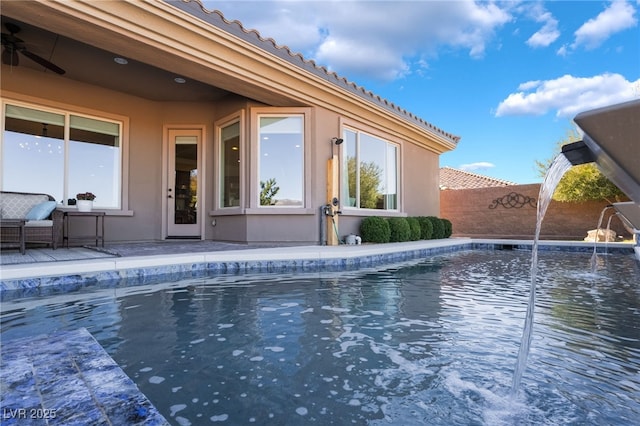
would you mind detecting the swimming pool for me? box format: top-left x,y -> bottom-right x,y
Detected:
2,249 -> 639,425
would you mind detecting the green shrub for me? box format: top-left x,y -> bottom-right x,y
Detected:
359,216 -> 390,243
417,216 -> 433,240
406,217 -> 421,241
387,217 -> 411,242
441,218 -> 453,238
427,216 -> 445,239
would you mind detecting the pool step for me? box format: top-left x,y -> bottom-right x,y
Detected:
0,328 -> 169,425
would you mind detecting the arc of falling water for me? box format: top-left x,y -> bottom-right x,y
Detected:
604,212 -> 620,255
511,154 -> 572,394
590,205 -> 613,271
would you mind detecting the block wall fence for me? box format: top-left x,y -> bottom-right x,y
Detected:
440,184 -> 632,240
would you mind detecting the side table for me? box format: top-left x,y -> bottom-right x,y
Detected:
63,211 -> 106,248
0,219 -> 26,255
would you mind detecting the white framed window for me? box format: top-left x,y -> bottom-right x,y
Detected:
256,113 -> 306,207
2,102 -> 124,209
218,118 -> 242,209
342,128 -> 399,210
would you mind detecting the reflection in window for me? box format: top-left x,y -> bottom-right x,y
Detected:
258,116 -> 303,206
2,105 -> 65,201
2,104 -> 121,208
220,121 -> 240,207
174,137 -> 198,224
69,116 -> 120,208
342,129 -> 398,210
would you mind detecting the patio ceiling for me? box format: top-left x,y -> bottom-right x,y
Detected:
1,16 -> 231,103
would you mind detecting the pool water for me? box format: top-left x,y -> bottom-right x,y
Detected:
2,250 -> 639,425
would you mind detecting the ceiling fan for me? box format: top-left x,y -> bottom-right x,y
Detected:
1,22 -> 65,75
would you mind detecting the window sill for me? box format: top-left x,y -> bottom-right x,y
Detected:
209,208 -> 243,216
210,208 -> 316,216
339,209 -> 406,217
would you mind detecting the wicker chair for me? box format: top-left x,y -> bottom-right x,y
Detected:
0,191 -> 63,249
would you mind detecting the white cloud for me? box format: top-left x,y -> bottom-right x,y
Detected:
572,0 -> 638,50
518,80 -> 541,91
459,162 -> 496,171
495,73 -> 640,118
526,5 -> 560,48
207,0 -> 512,82
556,44 -> 569,56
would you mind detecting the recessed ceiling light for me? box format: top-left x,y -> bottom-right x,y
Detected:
174,77 -> 186,84
114,57 -> 128,65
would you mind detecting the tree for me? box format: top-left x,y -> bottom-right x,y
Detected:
347,156 -> 382,209
260,178 -> 280,205
536,127 -> 626,203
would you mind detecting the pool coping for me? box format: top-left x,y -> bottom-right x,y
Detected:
0,238 -> 637,299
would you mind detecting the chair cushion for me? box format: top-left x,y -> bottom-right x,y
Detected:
0,193 -> 50,218
24,220 -> 53,227
25,201 -> 57,220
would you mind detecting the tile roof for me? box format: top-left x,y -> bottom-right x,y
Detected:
170,0 -> 460,145
439,166 -> 516,190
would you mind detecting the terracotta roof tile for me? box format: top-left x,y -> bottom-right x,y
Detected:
439,167 -> 515,190
171,0 -> 460,145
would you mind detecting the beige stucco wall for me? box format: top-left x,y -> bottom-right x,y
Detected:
403,142 -> 441,216
2,62 -> 444,245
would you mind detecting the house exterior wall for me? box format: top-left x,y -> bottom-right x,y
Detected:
441,184 -> 632,240
403,142 -> 441,216
1,1 -> 455,245
2,67 -> 444,244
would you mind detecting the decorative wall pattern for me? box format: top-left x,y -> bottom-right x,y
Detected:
488,192 -> 536,209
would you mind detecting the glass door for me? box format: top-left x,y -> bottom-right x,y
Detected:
167,130 -> 201,237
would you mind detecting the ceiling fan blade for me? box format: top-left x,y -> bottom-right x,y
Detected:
20,49 -> 65,75
2,46 -> 19,66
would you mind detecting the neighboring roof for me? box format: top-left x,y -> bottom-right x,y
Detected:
439,167 -> 516,190
168,0 -> 460,145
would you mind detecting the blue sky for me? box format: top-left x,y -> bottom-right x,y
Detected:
204,0 -> 639,184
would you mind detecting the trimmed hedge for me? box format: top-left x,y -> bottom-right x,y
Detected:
417,216 -> 433,240
406,217 -> 421,241
441,218 -> 453,238
426,216 -> 445,239
360,216 -> 390,243
388,217 -> 411,242
359,215 -> 451,243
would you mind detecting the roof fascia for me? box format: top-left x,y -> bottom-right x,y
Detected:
1,0 -> 458,153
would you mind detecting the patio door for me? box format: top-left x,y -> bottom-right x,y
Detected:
166,129 -> 202,238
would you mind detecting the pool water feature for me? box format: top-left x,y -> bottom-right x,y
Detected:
511,154 -> 573,394
2,249 -> 639,425
590,205 -> 614,273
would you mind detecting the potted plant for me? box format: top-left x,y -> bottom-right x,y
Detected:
76,192 -> 96,212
